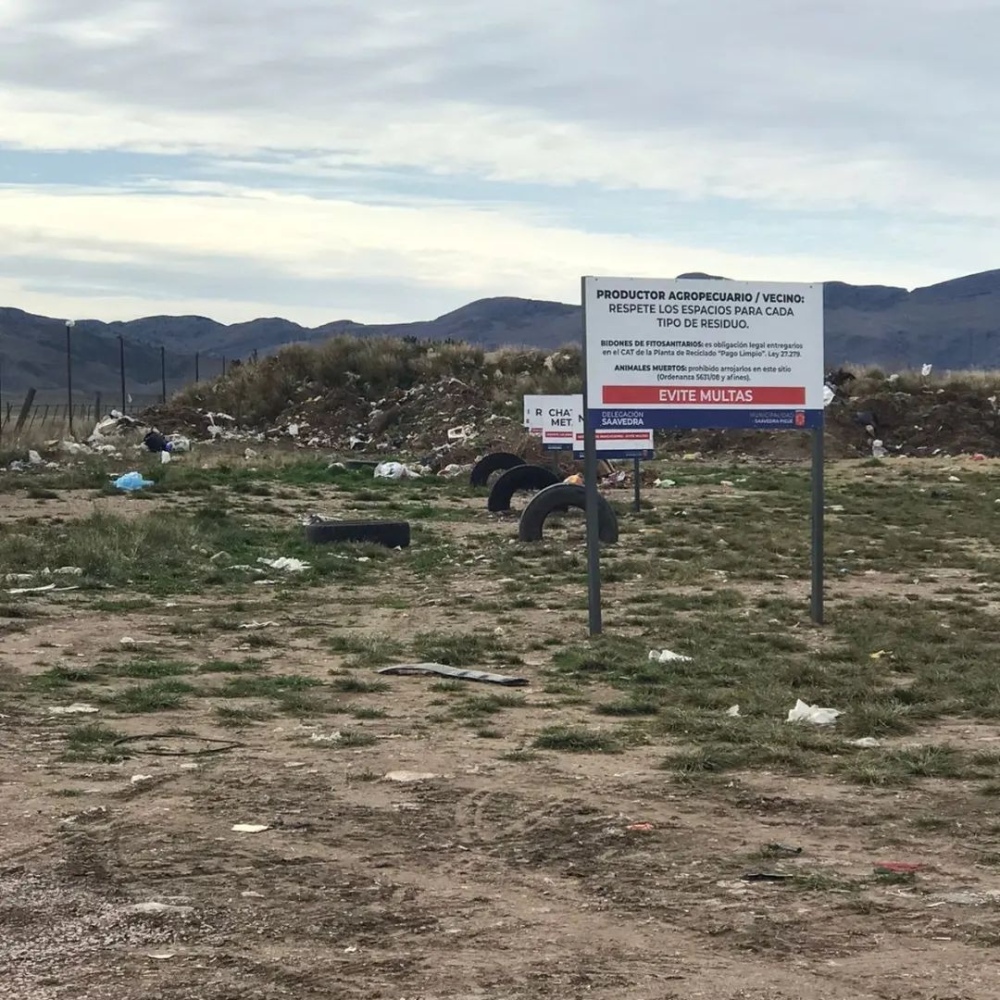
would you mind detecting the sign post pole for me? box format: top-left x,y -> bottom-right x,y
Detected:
810,420 -> 825,625
581,279 -> 603,636
632,456 -> 641,513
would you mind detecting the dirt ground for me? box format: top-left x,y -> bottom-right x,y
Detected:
2,462 -> 1000,1000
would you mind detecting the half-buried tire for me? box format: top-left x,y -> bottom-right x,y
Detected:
488,464 -> 562,513
518,483 -> 619,544
304,520 -> 411,549
470,451 -> 526,488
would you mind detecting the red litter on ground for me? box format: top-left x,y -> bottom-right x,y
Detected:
874,862 -> 923,874
626,823 -> 655,833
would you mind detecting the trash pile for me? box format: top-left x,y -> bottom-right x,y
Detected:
139,373 -> 541,464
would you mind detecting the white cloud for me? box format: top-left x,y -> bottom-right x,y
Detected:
0,184 -> 958,324
0,0 -> 997,322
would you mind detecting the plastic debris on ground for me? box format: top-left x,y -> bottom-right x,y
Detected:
231,824 -> 270,834
726,705 -> 741,717
653,478 -> 677,488
114,471 -> 155,491
383,771 -> 439,783
874,861 -> 923,875
849,737 -> 881,748
786,699 -> 842,725
922,363 -> 933,377
48,703 -> 99,715
374,461 -> 421,480
257,556 -> 310,573
239,620 -> 279,629
626,822 -> 655,832
648,648 -> 693,663
872,439 -> 886,458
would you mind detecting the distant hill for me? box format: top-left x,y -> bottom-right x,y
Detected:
3,269 -> 1000,395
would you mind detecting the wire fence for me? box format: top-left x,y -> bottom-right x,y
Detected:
0,338 -> 257,440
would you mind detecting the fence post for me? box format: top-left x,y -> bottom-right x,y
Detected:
65,320 -> 75,436
195,352 -> 200,382
119,335 -> 126,414
160,346 -> 167,403
14,388 -> 35,433
222,356 -> 227,376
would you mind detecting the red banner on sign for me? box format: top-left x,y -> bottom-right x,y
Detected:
602,385 -> 806,406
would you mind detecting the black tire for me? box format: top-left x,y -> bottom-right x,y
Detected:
488,464 -> 562,513
518,484 -> 619,544
304,520 -> 411,548
470,452 -> 526,488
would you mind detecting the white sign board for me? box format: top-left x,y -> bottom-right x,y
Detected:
583,277 -> 824,430
525,394 -> 654,457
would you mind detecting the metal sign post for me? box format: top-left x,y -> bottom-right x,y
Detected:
581,280 -> 603,635
810,421 -> 825,625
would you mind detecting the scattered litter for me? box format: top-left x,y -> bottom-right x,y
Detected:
121,636 -> 158,647
232,823 -> 270,834
257,556 -> 310,573
930,890 -> 1000,906
377,663 -> 529,687
27,449 -> 42,465
869,649 -> 891,660
238,620 -> 279,629
8,580 -> 80,595
973,453 -> 987,461
123,901 -> 194,917
822,384 -> 836,406
786,699 -> 841,725
726,705 -> 741,717
146,953 -> 176,960
130,774 -> 154,785
309,731 -> 342,743
871,439 -> 886,459
653,478 -> 677,488
921,364 -> 933,377
114,471 -> 155,492
113,733 -> 243,756
763,843 -> 803,857
849,737 -> 882,748
948,475 -> 961,483
48,703 -> 99,715
742,872 -> 794,883
626,822 -> 655,832
648,649 -> 693,663
383,771 -> 439,783
374,461 -> 420,480
875,862 -> 922,875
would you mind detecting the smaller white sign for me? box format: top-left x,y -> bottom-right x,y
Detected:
524,394 -> 654,456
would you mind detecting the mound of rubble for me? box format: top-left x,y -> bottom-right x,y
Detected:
131,364 -> 1000,462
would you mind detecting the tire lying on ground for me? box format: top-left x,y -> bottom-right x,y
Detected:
304,520 -> 411,549
518,483 -> 619,544
488,464 -> 562,513
470,451 -> 526,488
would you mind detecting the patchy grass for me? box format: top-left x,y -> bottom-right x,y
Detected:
533,726 -> 622,754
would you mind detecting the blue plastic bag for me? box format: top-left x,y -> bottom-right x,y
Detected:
113,472 -> 154,492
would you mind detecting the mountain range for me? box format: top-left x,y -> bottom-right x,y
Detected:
3,269 -> 1000,397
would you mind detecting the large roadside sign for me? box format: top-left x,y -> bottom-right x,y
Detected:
580,275 -> 826,636
583,277 -> 824,431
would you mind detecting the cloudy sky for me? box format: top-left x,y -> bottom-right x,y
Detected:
0,0 -> 996,326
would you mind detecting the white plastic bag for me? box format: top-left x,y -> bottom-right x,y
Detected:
648,649 -> 692,663
786,699 -> 841,725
